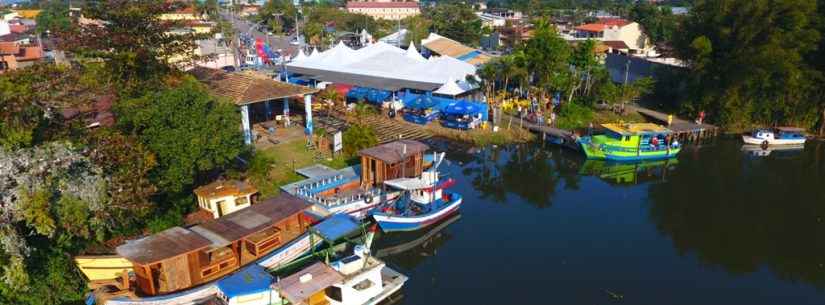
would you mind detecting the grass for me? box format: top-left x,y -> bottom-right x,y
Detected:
248,137 -> 360,198
425,122 -> 535,146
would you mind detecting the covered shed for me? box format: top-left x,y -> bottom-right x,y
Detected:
191,67 -> 319,144
216,264 -> 276,305
359,140 -> 429,188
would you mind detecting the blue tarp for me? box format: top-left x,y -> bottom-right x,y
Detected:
347,86 -> 392,104
312,213 -> 361,241
442,100 -> 484,116
216,264 -> 274,299
403,93 -> 489,121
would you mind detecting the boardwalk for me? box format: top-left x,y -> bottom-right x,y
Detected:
627,105 -> 719,142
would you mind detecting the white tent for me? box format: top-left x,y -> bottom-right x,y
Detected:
286,40 -> 478,91
292,49 -> 308,62
405,43 -> 426,63
433,77 -> 476,96
308,47 -> 320,59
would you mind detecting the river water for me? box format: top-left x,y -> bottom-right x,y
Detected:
373,138 -> 825,305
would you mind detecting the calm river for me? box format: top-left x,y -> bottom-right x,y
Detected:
373,138 -> 825,305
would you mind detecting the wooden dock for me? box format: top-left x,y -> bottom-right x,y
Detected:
627,105 -> 719,142
500,113 -> 581,150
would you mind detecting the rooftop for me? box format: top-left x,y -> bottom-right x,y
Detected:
346,1 -> 420,9
602,123 -> 671,135
359,140 -> 429,164
194,180 -> 258,199
190,67 -> 318,106
275,262 -> 344,305
216,264 -> 274,298
116,227 -> 212,265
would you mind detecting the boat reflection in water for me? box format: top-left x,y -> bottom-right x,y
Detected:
579,158 -> 679,185
372,212 -> 461,269
741,144 -> 805,158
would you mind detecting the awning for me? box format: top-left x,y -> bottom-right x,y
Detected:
311,214 -> 361,241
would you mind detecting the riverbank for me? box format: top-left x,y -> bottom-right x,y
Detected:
424,122 -> 535,146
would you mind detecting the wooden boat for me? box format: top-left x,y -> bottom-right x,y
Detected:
742,127 -> 807,146
370,153 -> 462,232
579,123 -> 681,161
90,193 -> 322,305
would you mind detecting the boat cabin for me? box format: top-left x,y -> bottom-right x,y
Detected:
216,264 -> 276,305
601,123 -> 675,151
116,194 -> 311,296
358,140 -> 428,188
194,180 -> 258,219
275,262 -> 345,305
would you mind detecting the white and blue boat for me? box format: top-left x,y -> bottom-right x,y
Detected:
370,153 -> 462,232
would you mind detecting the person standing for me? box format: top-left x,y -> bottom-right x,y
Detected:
550,111 -> 556,127
667,114 -> 673,126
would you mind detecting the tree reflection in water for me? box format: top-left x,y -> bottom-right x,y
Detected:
648,139 -> 825,288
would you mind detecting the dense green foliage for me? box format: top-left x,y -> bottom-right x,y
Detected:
343,124 -> 378,157
116,77 -> 243,193
668,0 -> 824,130
426,3 -> 483,45
0,2 -> 248,304
628,1 -> 680,45
35,0 -> 72,34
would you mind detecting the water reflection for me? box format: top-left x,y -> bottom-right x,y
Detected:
460,144 -> 582,208
374,213 -> 461,270
579,159 -> 679,186
648,139 -> 825,288
741,144 -> 805,158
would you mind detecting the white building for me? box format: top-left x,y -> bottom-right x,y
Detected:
477,12 -> 506,28
193,180 -> 258,218
346,0 -> 420,21
567,18 -> 653,55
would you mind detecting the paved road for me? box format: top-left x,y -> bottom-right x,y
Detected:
221,11 -> 299,57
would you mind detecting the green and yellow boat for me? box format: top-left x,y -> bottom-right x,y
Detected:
578,123 -> 681,161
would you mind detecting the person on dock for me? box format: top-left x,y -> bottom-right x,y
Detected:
667,114 -> 673,126
588,122 -> 594,136
549,111 -> 556,127
696,111 -> 706,124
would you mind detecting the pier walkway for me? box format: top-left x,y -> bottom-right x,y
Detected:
627,105 -> 719,142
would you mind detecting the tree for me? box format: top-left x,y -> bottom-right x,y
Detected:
629,1 -> 679,45
426,3 -> 483,45
402,15 -> 432,46
674,0 -> 821,128
519,18 -> 571,109
342,124 -> 378,157
259,0 -> 297,33
35,0 -> 72,34
56,0 -> 209,88
116,77 -> 243,193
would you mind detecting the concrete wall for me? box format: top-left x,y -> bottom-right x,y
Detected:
603,22 -> 649,51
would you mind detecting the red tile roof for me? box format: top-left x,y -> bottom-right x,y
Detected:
346,1 -> 420,9
0,42 -> 19,55
16,46 -> 42,61
602,40 -> 630,50
9,24 -> 29,34
575,18 -> 632,33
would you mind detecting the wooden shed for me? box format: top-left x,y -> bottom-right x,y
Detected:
358,140 -> 429,188
116,194 -> 311,296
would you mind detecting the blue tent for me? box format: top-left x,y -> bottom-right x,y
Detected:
216,264 -> 274,299
347,87 -> 391,104
403,94 -> 439,110
442,100 -> 483,116
311,213 -> 361,241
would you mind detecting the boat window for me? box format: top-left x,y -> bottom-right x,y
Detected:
624,136 -> 630,141
353,279 -> 374,291
325,286 -> 343,302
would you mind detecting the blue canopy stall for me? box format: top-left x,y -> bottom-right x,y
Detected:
402,93 -> 441,125
440,100 -> 487,130
346,86 -> 393,104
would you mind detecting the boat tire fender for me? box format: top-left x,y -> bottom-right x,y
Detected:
761,140 -> 769,149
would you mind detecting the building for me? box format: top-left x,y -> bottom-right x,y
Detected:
346,0 -> 420,21
477,12 -> 506,28
0,41 -> 43,73
568,18 -> 652,55
158,6 -> 200,21
421,33 -> 492,65
194,180 -> 258,219
358,140 -> 428,188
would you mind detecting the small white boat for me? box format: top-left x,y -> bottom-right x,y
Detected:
274,245 -> 408,305
742,127 -> 807,146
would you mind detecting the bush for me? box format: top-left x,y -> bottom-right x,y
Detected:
555,102 -> 594,130
343,124 -> 378,157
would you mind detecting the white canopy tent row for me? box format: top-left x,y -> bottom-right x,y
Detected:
285,41 -> 479,93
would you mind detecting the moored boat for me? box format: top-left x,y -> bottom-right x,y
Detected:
370,153 -> 462,232
578,123 -> 681,161
742,127 -> 807,146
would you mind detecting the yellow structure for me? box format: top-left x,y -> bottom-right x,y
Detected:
601,123 -> 670,135
193,180 -> 258,218
158,6 -> 200,21
14,10 -> 41,19
74,255 -> 134,281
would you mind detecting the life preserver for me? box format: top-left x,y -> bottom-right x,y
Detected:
365,196 -> 373,204
761,140 -> 769,148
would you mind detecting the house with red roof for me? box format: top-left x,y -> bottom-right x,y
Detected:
346,0 -> 420,21
0,41 -> 44,73
570,18 -> 652,55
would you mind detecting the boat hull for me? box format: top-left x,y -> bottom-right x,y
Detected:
372,195 -> 462,233
742,135 -> 806,146
580,142 -> 681,161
